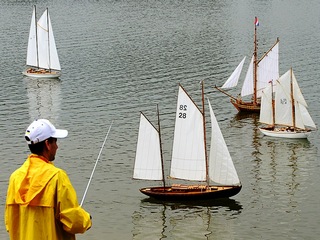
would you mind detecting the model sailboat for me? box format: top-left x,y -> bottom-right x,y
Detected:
133,82 -> 241,201
259,68 -> 317,138
22,5 -> 61,78
215,17 -> 279,113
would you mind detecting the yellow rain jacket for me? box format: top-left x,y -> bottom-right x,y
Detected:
5,154 -> 92,240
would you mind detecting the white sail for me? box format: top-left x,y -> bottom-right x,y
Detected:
133,113 -> 162,180
170,85 -> 206,181
256,42 -> 279,97
297,103 -> 316,129
37,9 -> 61,71
47,11 -> 61,70
259,83 -> 273,125
26,6 -> 38,67
241,55 -> 254,97
208,100 -> 240,185
291,71 -> 309,129
275,69 -> 315,130
274,70 -> 294,127
241,41 -> 279,98
222,57 -> 246,89
291,71 -> 307,107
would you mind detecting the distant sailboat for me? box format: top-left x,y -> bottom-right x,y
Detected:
215,17 -> 279,113
133,82 -> 241,201
259,68 -> 317,138
22,5 -> 61,78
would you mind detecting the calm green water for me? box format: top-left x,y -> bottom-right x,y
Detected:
1,1 -> 319,239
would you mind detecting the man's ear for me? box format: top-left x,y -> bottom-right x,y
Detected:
44,139 -> 51,150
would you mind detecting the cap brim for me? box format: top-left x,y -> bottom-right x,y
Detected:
52,129 -> 68,139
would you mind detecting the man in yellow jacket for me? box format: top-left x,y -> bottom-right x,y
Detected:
5,119 -> 92,240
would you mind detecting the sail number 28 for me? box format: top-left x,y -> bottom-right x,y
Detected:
178,104 -> 187,119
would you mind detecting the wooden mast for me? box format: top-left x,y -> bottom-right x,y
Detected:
271,82 -> 275,127
290,68 -> 296,129
253,17 -> 258,107
213,85 -> 238,101
34,5 -> 39,70
201,81 -> 209,186
156,104 -> 166,188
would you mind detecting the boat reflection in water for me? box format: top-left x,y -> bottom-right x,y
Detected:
230,111 -> 316,235
232,111 -> 313,193
23,77 -> 61,122
132,198 -> 242,240
257,137 -> 312,195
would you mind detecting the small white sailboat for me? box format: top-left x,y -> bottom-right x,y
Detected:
259,68 -> 317,138
133,82 -> 241,201
215,17 -> 279,113
22,5 -> 61,78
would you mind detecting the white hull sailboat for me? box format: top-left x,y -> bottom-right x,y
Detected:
259,68 -> 316,139
215,17 -> 279,113
259,128 -> 311,139
133,82 -> 241,201
22,6 -> 61,78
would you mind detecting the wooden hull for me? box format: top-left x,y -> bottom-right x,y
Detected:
139,185 -> 242,201
259,127 -> 311,139
230,99 -> 260,113
22,69 -> 61,79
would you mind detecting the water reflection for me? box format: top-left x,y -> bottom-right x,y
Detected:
260,138 -> 311,190
230,112 -> 262,167
232,112 -> 314,215
233,112 -> 259,122
23,77 -> 62,122
132,198 -> 242,240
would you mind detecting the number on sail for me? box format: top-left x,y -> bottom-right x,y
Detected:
178,104 -> 187,119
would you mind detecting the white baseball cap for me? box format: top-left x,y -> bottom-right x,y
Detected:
25,119 -> 68,144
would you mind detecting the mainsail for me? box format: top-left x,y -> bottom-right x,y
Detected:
241,41 -> 279,98
37,9 -> 61,70
170,86 -> 206,181
256,42 -> 279,97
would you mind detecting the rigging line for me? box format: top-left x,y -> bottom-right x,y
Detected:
80,120 -> 114,207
